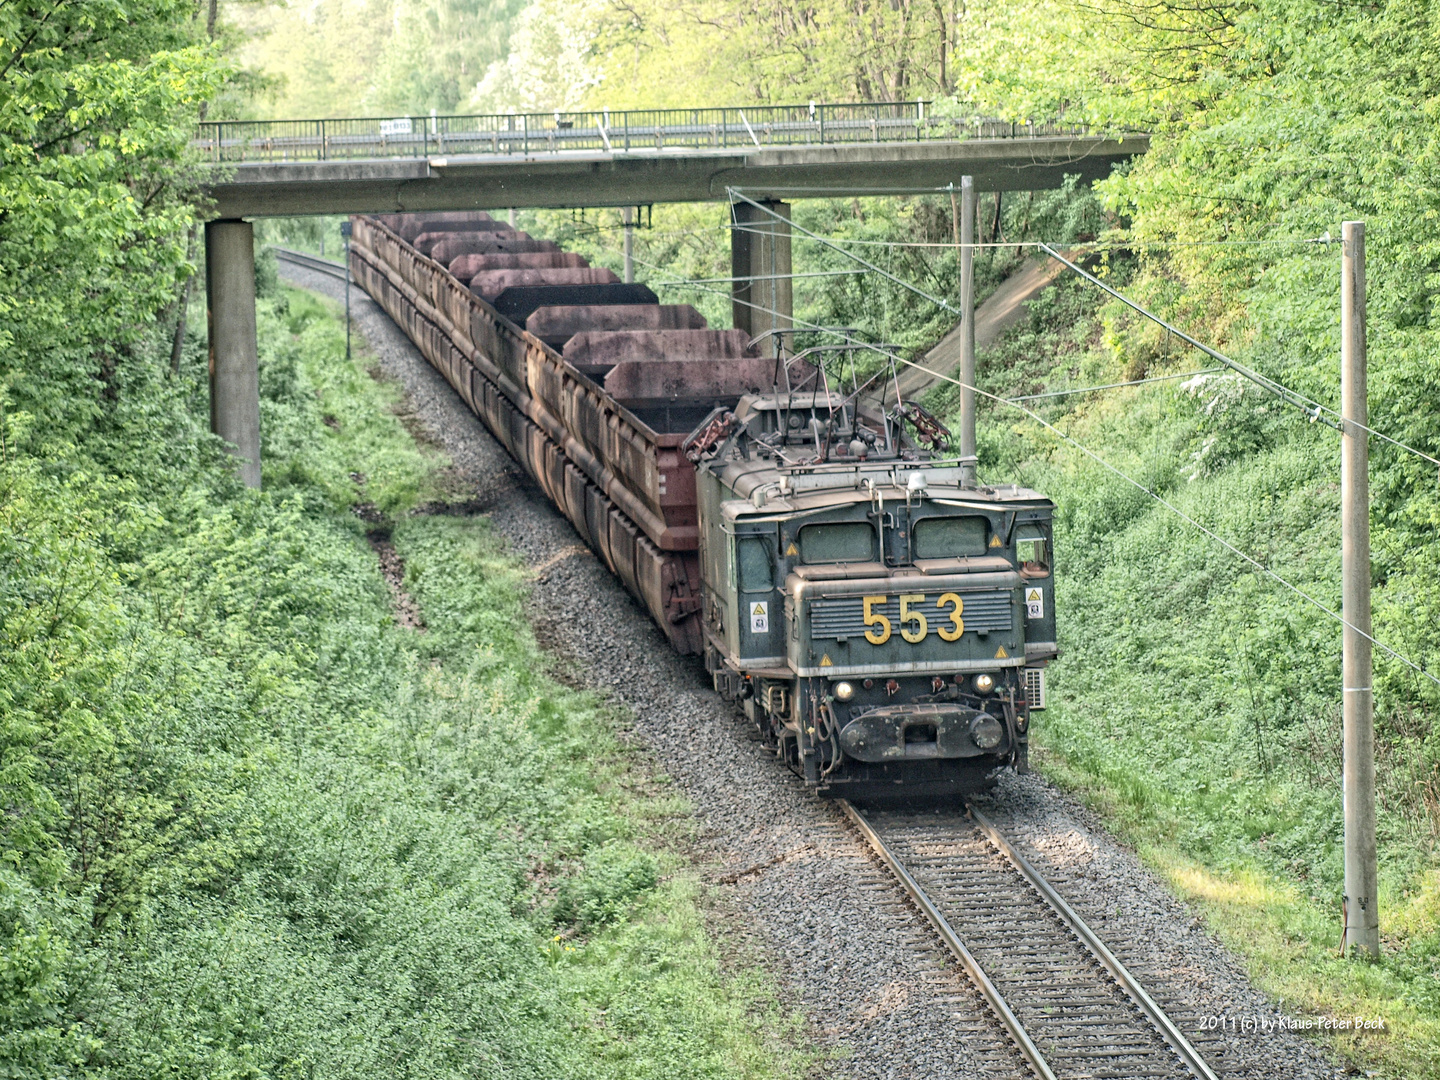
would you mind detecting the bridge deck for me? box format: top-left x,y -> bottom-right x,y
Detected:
201,102 -> 1145,216
209,136 -> 1145,217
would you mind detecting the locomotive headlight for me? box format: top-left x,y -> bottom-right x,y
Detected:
973,673 -> 996,695
832,681 -> 856,702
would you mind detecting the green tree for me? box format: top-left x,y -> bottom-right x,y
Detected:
0,0 -> 220,453
238,0 -> 527,117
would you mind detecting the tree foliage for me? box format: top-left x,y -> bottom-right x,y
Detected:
0,0 -> 219,452
237,0 -> 527,117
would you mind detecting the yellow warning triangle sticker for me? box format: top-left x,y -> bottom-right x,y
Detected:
820,654 -> 833,667
785,542 -> 799,556
989,534 -> 1003,548
1025,587 -> 1042,602
994,645 -> 1009,659
752,602 -> 765,615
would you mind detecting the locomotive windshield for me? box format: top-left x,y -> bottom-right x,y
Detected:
737,536 -> 775,590
799,522 -> 875,563
912,516 -> 989,559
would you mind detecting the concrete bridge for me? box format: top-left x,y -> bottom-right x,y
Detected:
200,102 -> 1147,485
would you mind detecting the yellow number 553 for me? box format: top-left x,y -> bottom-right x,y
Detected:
863,593 -> 965,645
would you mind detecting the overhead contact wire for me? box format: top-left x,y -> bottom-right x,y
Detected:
725,215 -> 1439,471
903,355 -> 1440,690
727,189 -> 961,316
635,218 -> 1440,471
623,236 -> 1440,684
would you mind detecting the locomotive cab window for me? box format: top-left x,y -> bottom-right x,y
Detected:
913,516 -> 989,559
1015,528 -> 1050,573
737,536 -> 774,591
798,522 -> 875,564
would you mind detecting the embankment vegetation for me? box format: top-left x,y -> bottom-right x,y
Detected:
2,275 -> 809,1076
16,0 -> 1440,1073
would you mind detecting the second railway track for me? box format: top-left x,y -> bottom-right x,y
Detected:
272,246 -> 350,281
842,801 -> 1222,1080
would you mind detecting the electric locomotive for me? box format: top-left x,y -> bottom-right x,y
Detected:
688,391 -> 1056,798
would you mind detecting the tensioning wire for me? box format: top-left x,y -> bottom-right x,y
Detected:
1005,368 -> 1226,402
902,356 -> 1440,691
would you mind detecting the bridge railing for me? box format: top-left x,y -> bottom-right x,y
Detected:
195,102 -> 1094,164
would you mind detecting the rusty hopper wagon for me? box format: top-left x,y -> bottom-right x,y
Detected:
349,211 -> 1058,798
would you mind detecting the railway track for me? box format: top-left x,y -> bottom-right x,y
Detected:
841,802 -> 1224,1080
272,246 -> 350,281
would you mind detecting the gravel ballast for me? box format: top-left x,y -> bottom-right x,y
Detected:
280,261 -> 1349,1080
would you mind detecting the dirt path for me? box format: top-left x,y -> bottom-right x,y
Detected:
896,254 -> 1067,402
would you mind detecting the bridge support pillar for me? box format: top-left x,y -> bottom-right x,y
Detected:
205,219 -> 262,489
731,200 -> 792,353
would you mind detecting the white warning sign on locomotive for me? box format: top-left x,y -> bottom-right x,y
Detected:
1025,587 -> 1044,619
750,601 -> 769,633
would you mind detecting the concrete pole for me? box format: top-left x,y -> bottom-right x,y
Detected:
622,206 -> 635,283
508,207 -> 517,228
959,176 -> 977,487
731,200 -> 792,353
1341,220 -> 1378,958
205,219 -> 261,489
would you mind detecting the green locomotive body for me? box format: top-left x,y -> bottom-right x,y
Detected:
694,392 -> 1056,797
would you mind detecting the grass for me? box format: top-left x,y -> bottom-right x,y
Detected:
0,280 -> 812,1078
1038,742 -> 1440,1075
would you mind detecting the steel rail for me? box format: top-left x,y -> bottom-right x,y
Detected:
273,246 -> 351,281
839,800 -> 1058,1080
967,806 -> 1221,1080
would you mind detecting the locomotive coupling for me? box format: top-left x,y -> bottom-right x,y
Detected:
837,703 -> 1011,762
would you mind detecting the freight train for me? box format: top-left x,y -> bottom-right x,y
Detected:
349,211 -> 1057,798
